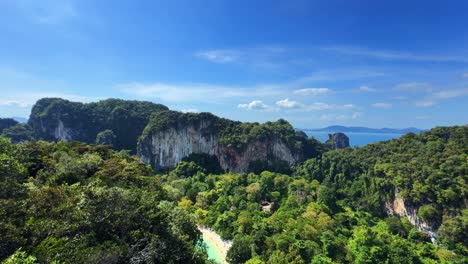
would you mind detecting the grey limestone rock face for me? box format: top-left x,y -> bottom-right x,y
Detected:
137,119 -> 299,173
137,112 -> 312,173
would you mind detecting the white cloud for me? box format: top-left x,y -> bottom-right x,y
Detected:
238,100 -> 272,111
275,98 -> 303,109
372,102 -> 392,109
293,88 -> 329,96
358,86 -> 376,92
463,72 -> 468,78
352,112 -> 363,119
324,46 -> 468,63
194,49 -> 240,63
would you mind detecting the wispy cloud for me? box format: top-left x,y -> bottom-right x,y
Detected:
12,0 -> 78,25
293,88 -> 329,96
415,88 -> 468,107
320,112 -> 362,121
117,82 -> 283,103
324,46 -> 468,63
416,115 -> 431,120
194,46 -> 287,69
0,92 -> 97,109
394,82 -> 432,91
372,102 -> 393,109
463,72 -> 468,78
357,85 -> 376,92
194,49 -> 241,64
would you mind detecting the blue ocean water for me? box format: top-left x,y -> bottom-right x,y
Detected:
305,131 -> 404,147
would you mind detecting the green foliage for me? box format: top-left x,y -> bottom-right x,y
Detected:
3,118 -> 467,263
418,204 -> 438,223
227,235 -> 253,264
29,98 -> 168,153
95,129 -> 116,145
0,137 -> 210,263
2,248 -> 37,264
0,118 -> 18,134
182,153 -> 224,174
1,124 -> 34,143
160,125 -> 468,263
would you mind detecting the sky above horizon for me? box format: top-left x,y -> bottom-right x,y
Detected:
1,0 -> 468,129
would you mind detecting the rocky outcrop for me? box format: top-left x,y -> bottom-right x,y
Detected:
138,111 -> 319,173
326,132 -> 350,149
386,191 -> 438,244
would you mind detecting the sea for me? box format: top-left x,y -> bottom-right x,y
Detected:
204,238 -> 224,264
304,131 -> 405,147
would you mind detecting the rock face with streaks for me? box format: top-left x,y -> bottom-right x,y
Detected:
386,190 -> 438,243
138,111 -> 322,173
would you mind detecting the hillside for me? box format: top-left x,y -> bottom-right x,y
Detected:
7,98 -> 334,173
0,121 -> 467,263
163,125 -> 468,263
0,137 -> 209,263
305,125 -> 424,134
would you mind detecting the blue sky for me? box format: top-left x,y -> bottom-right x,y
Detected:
1,0 -> 468,128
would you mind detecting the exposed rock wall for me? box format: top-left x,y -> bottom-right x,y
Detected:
386,191 -> 438,243
138,121 -> 219,170
137,113 -> 305,173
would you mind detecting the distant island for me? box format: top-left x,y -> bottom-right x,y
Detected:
302,125 -> 425,134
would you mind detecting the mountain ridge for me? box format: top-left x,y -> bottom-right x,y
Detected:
302,125 -> 425,134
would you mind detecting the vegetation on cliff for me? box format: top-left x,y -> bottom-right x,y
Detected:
0,137 -> 211,263
28,98 -> 168,153
0,118 -> 19,133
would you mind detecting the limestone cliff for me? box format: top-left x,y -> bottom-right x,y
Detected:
386,190 -> 438,243
138,111 -> 322,173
